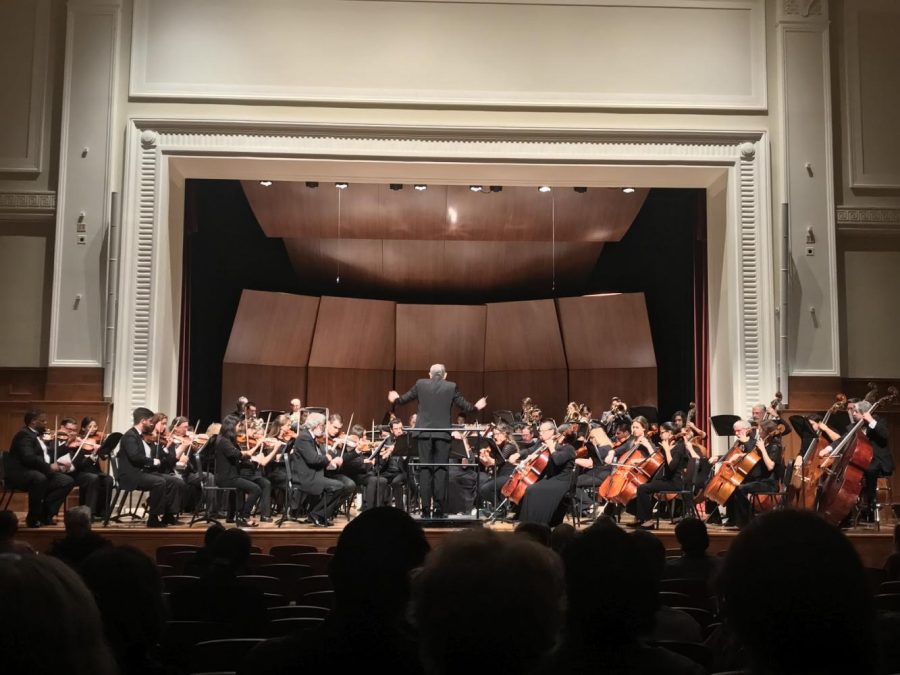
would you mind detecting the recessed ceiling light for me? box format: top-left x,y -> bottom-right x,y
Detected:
414,184 -> 427,191
389,183 -> 403,191
305,181 -> 319,188
335,182 -> 349,189
574,187 -> 587,193
259,181 -> 273,187
489,185 -> 502,193
623,187 -> 635,194
469,185 -> 483,192
538,186 -> 552,193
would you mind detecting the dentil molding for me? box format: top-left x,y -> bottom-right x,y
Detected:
0,191 -> 56,220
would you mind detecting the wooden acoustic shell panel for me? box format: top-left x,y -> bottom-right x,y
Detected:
484,299 -> 567,418
307,297 -> 397,425
395,304 -> 486,372
556,294 -> 657,412
222,290 -> 320,414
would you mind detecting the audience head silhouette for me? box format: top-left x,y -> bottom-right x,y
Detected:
413,529 -> 563,675
330,506 -> 429,617
720,510 -> 877,675
675,516 -> 710,555
0,554 -> 116,675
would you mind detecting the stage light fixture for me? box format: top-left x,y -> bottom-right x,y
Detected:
538,185 -> 552,193
574,186 -> 587,193
335,182 -> 349,189
414,184 -> 427,191
305,181 -> 319,188
469,185 -> 483,192
489,185 -> 502,193
389,183 -> 403,191
259,180 -> 273,187
623,187 -> 635,193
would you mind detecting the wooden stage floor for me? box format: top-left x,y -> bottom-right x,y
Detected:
13,512 -> 896,568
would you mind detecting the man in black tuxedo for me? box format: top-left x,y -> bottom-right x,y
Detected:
289,412 -> 355,526
115,407 -> 180,528
851,399 -> 892,515
388,363 -> 486,517
4,409 -> 75,527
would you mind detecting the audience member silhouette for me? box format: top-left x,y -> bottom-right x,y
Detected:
48,505 -> 112,569
550,522 -> 576,554
80,545 -> 167,675
664,517 -> 722,585
882,523 -> 900,582
171,527 -> 267,632
631,529 -> 703,644
514,521 -> 552,547
184,521 -> 226,577
0,509 -> 35,555
244,506 -> 430,675
547,521 -> 704,674
719,510 -> 877,675
413,529 -> 564,675
0,553 -> 117,675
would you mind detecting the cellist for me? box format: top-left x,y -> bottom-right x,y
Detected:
516,421 -> 577,526
817,398 -> 892,522
705,420 -> 757,526
632,422 -> 689,530
729,419 -> 783,528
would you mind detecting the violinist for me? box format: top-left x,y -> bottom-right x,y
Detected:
362,418 -> 409,509
67,416 -> 114,520
290,412 -> 355,526
265,415 -> 294,509
165,416 -> 208,512
447,425 -> 491,515
235,418 -> 275,522
633,423 -> 689,529
818,399 -> 891,521
5,409 -> 75,527
517,421 -> 577,527
116,407 -> 180,528
213,414 -> 261,527
327,414 -> 367,489
729,419 -> 783,528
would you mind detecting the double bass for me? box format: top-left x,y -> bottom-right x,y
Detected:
818,387 -> 897,526
786,393 -> 847,509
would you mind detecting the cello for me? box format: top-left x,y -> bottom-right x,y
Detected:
597,432 -> 662,506
786,393 -> 847,509
817,387 -> 897,526
500,425 -> 570,505
701,427 -> 764,507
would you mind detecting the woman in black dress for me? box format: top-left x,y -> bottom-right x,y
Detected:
517,421 -> 576,526
214,415 -> 261,527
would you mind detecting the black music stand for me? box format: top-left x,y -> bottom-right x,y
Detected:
710,414 -> 741,453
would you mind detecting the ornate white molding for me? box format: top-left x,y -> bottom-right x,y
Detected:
836,206 -> 900,234
114,119 -> 775,430
0,191 -> 56,215
779,0 -> 827,21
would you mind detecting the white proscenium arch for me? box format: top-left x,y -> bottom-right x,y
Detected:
114,119 -> 775,453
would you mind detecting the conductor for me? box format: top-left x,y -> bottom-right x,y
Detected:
388,364 -> 486,518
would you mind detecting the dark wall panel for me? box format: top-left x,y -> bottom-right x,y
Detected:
483,370 -> 569,423
306,367 -> 394,429
221,364 -> 307,418
567,368 -> 658,415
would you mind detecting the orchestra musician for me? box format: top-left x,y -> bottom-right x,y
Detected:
727,419 -> 783,528
361,418 -> 409,510
290,412 -> 355,526
116,407 -> 180,528
165,416 -> 208,512
515,424 -> 540,454
235,418 -> 276,522
388,364 -> 487,518
264,414 -> 293,511
289,398 -> 303,424
750,401 -> 792,436
817,398 -> 892,521
213,414 -> 262,527
477,422 -> 520,513
66,416 -> 114,520
632,422 -> 689,529
517,421 -> 577,527
4,409 -> 75,528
